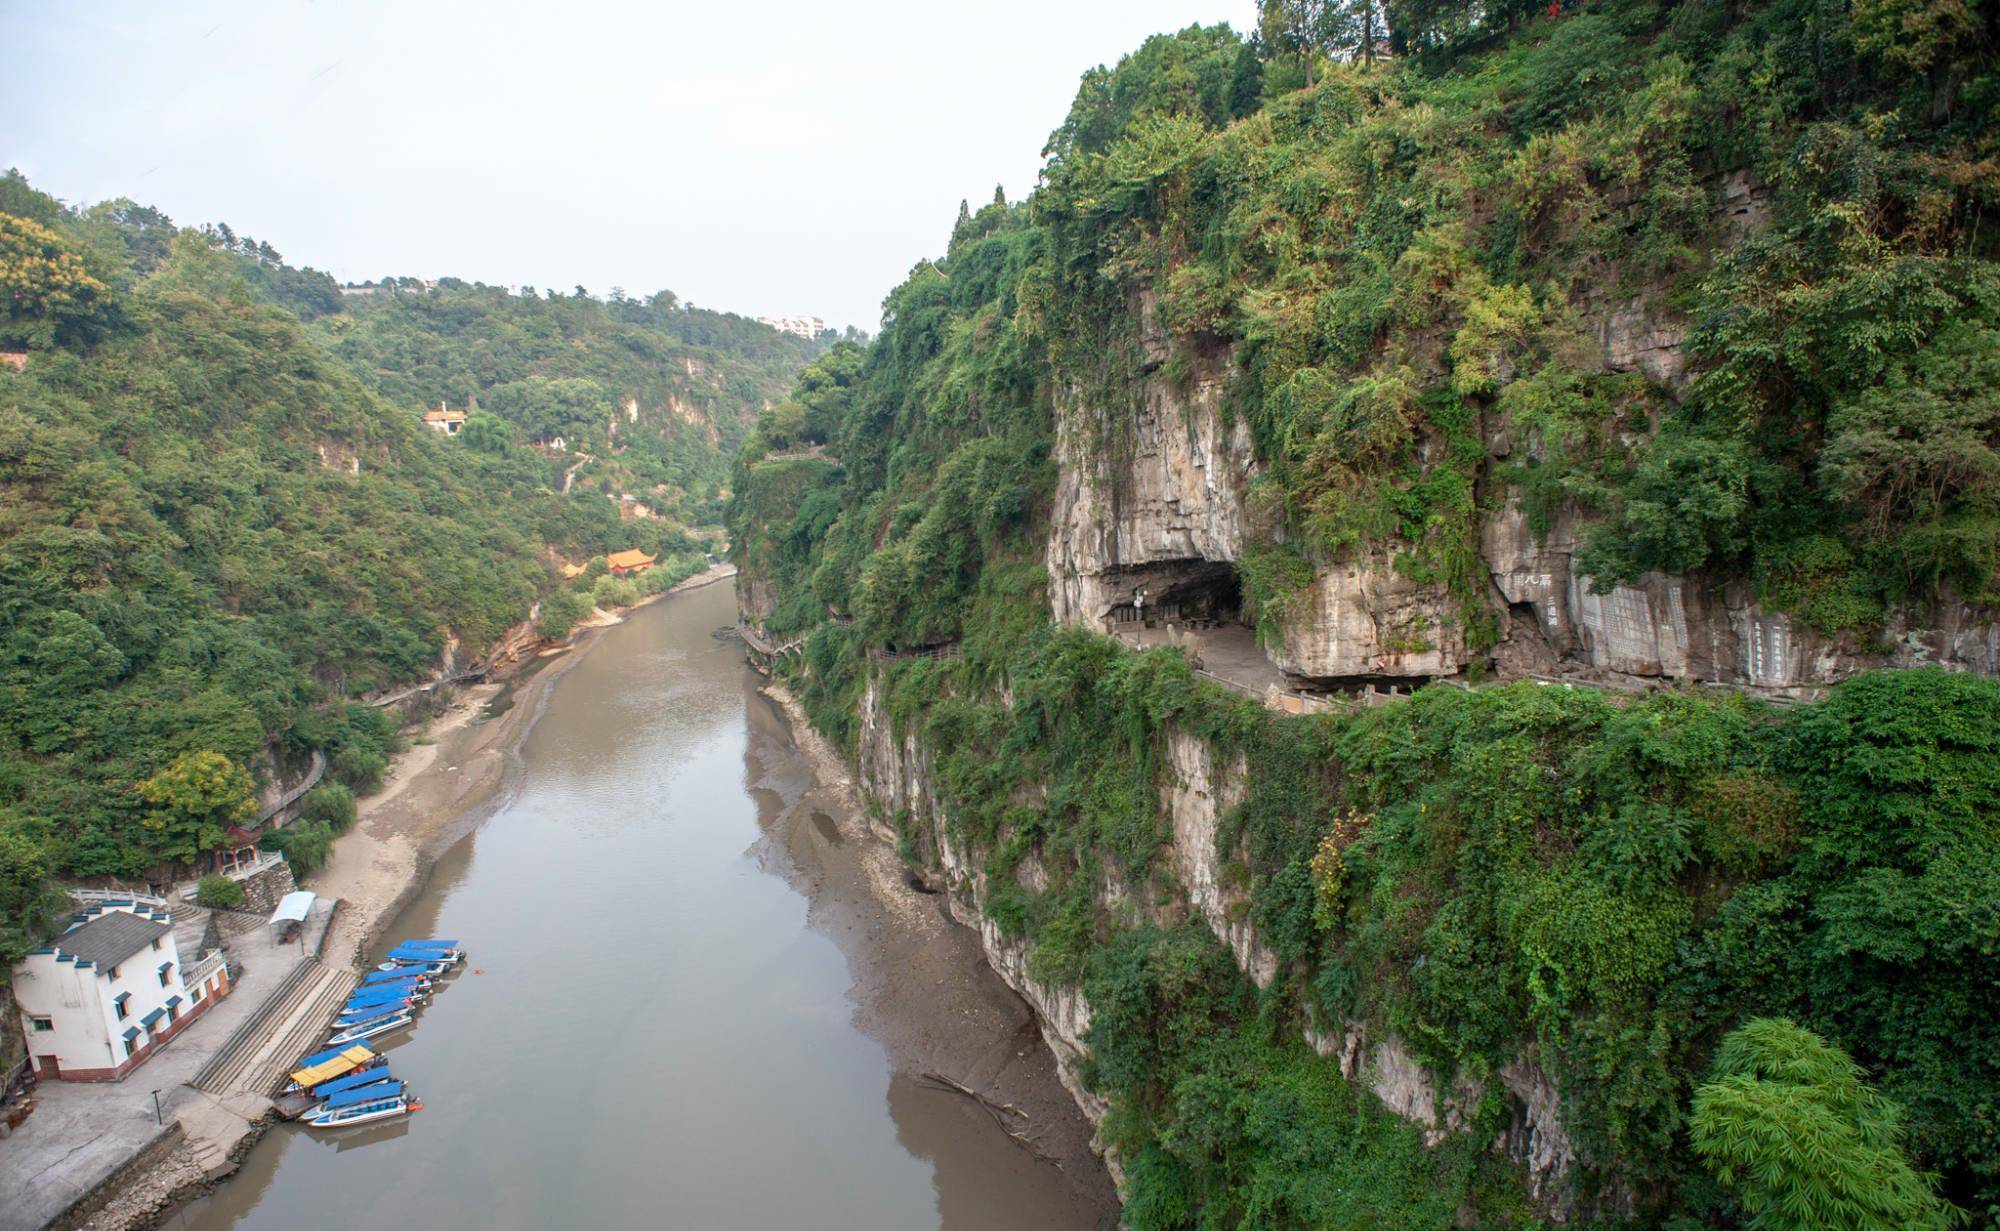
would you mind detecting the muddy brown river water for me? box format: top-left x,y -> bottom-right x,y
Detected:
170,583 -> 1114,1230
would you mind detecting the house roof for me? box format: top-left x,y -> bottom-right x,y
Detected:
422,408 -> 468,422
606,549 -> 655,570
57,911 -> 170,971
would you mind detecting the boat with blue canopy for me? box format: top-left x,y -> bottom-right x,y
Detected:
309,1065 -> 397,1100
307,1084 -> 412,1129
362,969 -> 429,987
335,1006 -> 411,1030
284,1044 -> 376,1093
377,957 -> 451,975
338,995 -> 414,1019
385,941 -> 463,963
345,986 -> 422,1008
327,1010 -> 411,1047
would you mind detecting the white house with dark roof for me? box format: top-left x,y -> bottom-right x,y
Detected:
11,900 -> 229,1081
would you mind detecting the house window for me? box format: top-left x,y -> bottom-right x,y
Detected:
190,985 -> 203,1004
158,964 -> 173,987
30,1016 -> 52,1033
166,1004 -> 178,1023
124,1038 -> 137,1058
151,938 -> 161,951
115,992 -> 131,1020
107,964 -> 120,979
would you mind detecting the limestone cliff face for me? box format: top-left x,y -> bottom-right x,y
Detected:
1042,288 -> 1998,694
853,683 -> 1110,1150
850,678 -> 1590,1214
1045,322 -> 1259,628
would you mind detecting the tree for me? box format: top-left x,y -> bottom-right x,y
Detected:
0,823 -> 65,964
1691,1019 -> 1960,1231
136,751 -> 256,866
459,410 -> 510,453
0,213 -> 111,348
1257,0 -> 1390,70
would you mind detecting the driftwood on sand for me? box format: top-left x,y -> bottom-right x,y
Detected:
917,1072 -> 1061,1167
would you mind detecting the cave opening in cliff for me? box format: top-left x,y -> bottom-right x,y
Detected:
1104,560 -> 1243,629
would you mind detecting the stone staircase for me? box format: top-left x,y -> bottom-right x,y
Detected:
190,959 -> 359,1097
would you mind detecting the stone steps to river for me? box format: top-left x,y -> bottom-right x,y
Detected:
188,959 -> 320,1094
190,961 -> 357,1097
239,968 -> 361,1097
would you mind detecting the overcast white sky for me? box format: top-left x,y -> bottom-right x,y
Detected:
2,0 -> 1256,330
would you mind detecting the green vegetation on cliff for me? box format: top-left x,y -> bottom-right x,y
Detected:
0,173 -> 813,957
732,1 -> 2000,1224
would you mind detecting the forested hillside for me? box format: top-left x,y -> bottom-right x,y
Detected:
731,1 -> 2000,1227
0,172 -> 817,958
320,281 -> 824,525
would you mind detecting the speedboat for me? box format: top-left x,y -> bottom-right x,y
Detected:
334,1005 -> 412,1030
344,987 -> 423,1011
385,941 -> 464,965
326,1011 -> 412,1046
307,1083 -> 412,1129
377,958 -> 451,976
362,968 -> 431,987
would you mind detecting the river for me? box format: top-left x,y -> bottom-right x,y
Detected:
170,582 -> 1113,1230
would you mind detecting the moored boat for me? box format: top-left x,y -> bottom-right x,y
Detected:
377,958 -> 451,976
326,1010 -> 412,1046
361,968 -> 431,987
308,1064 -> 398,1101
306,1084 -> 412,1129
307,1077 -> 404,1119
284,1044 -> 377,1094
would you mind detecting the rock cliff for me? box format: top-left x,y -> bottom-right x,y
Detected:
849,677 -> 1593,1215
1043,289 -> 1998,696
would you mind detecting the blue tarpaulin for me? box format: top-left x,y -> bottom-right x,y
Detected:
337,1003 -> 406,1023
385,942 -> 453,958
310,1065 -> 391,1098
363,969 -> 426,985
323,1080 -> 403,1110
294,1045 -> 344,1069
400,938 -> 457,948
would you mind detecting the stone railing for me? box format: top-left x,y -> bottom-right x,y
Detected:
185,948 -> 227,987
68,888 -> 171,910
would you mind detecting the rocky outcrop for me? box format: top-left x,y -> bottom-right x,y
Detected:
1046,294 -> 1259,628
1274,557 -> 1467,680
1163,732 -> 1277,986
1479,495 -> 2000,692
1042,289 -> 1997,694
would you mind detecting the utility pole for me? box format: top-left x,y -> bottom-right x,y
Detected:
152,1089 -> 162,1125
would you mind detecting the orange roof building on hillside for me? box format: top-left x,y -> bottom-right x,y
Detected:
606,549 -> 656,575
